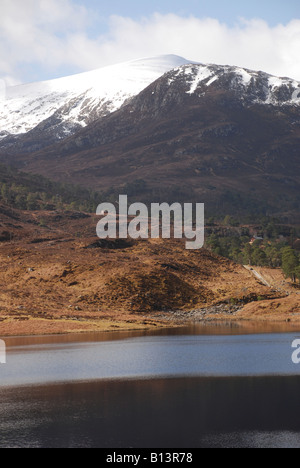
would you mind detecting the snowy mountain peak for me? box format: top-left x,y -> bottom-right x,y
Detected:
169,63 -> 300,105
0,55 -> 192,139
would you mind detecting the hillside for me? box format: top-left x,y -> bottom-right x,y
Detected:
0,202 -> 299,336
0,163 -> 101,212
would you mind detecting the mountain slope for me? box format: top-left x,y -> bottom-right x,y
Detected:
5,61 -> 299,219
1,59 -> 300,219
0,55 -> 192,149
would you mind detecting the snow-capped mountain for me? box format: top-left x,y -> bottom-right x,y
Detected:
2,55 -> 300,147
1,56 -> 299,219
1,55 -> 300,152
0,55 -> 192,141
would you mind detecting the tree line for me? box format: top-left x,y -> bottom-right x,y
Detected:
205,218 -> 300,283
0,163 -> 102,213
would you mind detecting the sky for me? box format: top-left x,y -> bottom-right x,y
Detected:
0,0 -> 300,86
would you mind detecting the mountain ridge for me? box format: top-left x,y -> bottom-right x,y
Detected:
1,55 -> 300,153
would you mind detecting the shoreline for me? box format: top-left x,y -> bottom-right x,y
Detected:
0,315 -> 169,338
1,308 -> 300,338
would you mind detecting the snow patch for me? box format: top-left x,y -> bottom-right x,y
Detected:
206,75 -> 219,86
236,68 -> 252,85
187,67 -> 213,94
292,87 -> 300,102
268,76 -> 285,88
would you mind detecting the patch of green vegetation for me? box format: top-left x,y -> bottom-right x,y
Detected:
205,216 -> 300,283
0,163 -> 102,213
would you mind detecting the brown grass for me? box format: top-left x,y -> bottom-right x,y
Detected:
0,207 -> 299,336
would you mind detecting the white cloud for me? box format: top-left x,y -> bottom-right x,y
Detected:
95,14 -> 300,80
0,0 -> 90,83
0,2 -> 300,85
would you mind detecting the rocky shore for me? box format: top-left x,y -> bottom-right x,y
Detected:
152,304 -> 241,323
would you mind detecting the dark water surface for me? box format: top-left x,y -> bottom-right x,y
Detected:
0,323 -> 300,448
0,376 -> 300,448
